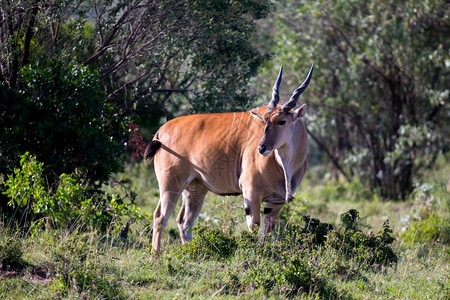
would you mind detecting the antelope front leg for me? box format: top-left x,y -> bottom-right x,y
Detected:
262,203 -> 283,235
244,197 -> 261,232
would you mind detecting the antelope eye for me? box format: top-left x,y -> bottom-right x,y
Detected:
277,121 -> 286,126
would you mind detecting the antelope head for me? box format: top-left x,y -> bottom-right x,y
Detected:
252,65 -> 313,156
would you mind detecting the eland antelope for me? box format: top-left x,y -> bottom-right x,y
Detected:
145,65 -> 313,253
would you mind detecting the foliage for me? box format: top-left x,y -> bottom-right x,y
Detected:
0,0 -> 271,222
127,121 -> 148,159
400,180 -> 450,246
0,0 -> 270,117
302,214 -> 333,245
2,153 -> 151,232
2,152 -> 47,209
0,162 -> 449,299
172,209 -> 397,297
0,225 -> 24,270
259,0 -> 450,199
179,0 -> 270,113
0,61 -> 126,184
401,213 -> 449,246
175,226 -> 239,260
48,231 -> 126,299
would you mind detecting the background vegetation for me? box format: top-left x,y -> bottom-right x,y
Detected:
255,0 -> 449,199
0,0 -> 448,298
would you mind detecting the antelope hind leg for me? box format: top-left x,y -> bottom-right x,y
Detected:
177,184 -> 207,243
152,190 -> 182,254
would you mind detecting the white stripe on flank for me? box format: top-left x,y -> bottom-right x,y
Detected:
245,111 -> 257,149
226,112 -> 236,150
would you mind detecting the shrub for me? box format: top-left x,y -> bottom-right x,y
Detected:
0,225 -> 24,269
401,213 -> 449,246
2,153 -> 151,233
175,226 -> 238,260
302,215 -> 334,245
400,180 -> 449,247
2,152 -> 48,209
173,209 -> 397,297
49,231 -> 126,299
0,61 -> 126,185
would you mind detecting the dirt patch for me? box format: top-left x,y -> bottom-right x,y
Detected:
0,263 -> 25,279
0,264 -> 52,284
24,266 -> 52,284
0,268 -> 22,279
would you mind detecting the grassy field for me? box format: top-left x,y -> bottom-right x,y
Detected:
1,157 -> 448,299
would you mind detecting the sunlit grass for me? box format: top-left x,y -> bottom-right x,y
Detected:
1,156 -> 448,299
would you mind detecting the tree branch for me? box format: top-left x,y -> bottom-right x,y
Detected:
306,126 -> 351,181
83,1 -> 137,66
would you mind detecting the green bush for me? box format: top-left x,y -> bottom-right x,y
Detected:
48,231 -> 126,299
2,152 -> 47,209
171,209 -> 397,297
175,226 -> 239,260
0,225 -> 24,269
0,60 -> 126,185
266,0 -> 449,199
400,180 -> 449,247
302,215 -> 334,245
2,153 -> 151,232
401,213 -> 449,246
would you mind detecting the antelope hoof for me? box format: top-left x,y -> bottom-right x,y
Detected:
286,195 -> 295,203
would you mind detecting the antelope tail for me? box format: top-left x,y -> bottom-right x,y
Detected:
144,133 -> 162,162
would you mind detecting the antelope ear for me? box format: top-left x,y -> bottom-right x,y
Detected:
251,110 -> 264,121
293,104 -> 307,120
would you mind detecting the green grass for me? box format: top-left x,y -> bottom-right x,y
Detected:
1,157 -> 449,299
